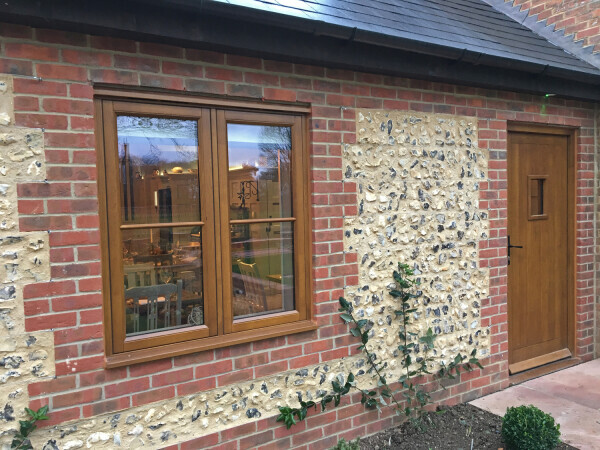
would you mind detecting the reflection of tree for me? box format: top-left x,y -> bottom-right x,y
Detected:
258,126 -> 291,182
117,116 -> 198,172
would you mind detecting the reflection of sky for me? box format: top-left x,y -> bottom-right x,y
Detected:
116,117 -> 289,167
227,124 -> 288,168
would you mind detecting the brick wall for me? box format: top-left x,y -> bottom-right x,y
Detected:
0,22 -> 597,448
505,0 -> 600,52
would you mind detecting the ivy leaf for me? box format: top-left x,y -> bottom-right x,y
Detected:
340,313 -> 353,323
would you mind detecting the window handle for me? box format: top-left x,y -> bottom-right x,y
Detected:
507,235 -> 523,265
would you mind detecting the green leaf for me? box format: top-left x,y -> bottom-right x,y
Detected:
339,297 -> 350,309
340,313 -> 353,323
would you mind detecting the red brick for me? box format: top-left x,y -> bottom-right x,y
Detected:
43,98 -> 94,115
62,49 -> 112,67
79,308 -> 103,325
77,245 -> 101,261
174,351 -> 214,367
113,54 -> 159,72
205,67 -> 243,81
24,299 -> 49,316
177,377 -> 217,396
15,113 -> 68,130
162,61 -> 202,77
26,313 -> 76,331
186,49 -> 225,64
217,368 -> 253,386
36,28 -> 86,46
255,361 -> 288,378
54,324 -> 103,345
139,74 -> 184,90
125,359 -> 172,378
17,199 -> 44,215
221,421 -> 256,441
240,430 -> 274,449
180,433 -> 220,450
24,280 -> 76,299
264,88 -> 297,102
55,355 -> 105,376
40,407 -> 80,428
132,386 -> 175,407
90,36 -> 137,53
152,368 -> 194,387
89,69 -> 137,85
52,293 -> 102,311
28,375 -> 76,396
36,64 -> 88,81
14,96 -> 39,111
0,23 -> 33,38
47,199 -> 98,214
139,42 -> 184,58
70,84 -> 94,99
234,352 -> 269,370
0,58 -> 34,76
50,230 -> 99,246
83,396 -> 131,417
226,54 -> 262,69
53,387 -> 102,408
105,378 -> 150,398
5,43 -> 59,61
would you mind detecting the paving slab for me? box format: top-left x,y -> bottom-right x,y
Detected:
470,359 -> 600,450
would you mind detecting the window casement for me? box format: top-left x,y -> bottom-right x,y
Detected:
95,92 -> 314,367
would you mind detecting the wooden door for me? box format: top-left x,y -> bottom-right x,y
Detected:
507,127 -> 574,374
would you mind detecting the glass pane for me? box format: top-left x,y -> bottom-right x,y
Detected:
122,226 -> 204,336
227,124 -> 292,221
231,222 -> 294,319
117,116 -> 200,225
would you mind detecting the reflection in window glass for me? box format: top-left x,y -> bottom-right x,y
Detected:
117,116 -> 200,224
227,124 -> 292,221
231,222 -> 294,319
123,226 -> 204,336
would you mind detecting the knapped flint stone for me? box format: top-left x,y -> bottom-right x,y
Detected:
42,441 -> 59,450
246,408 -> 261,419
0,285 -> 15,300
0,403 -> 15,421
0,355 -> 24,369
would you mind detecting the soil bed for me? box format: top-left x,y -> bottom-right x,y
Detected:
360,403 -> 576,449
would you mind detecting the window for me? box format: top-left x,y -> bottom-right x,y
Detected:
96,93 -> 313,366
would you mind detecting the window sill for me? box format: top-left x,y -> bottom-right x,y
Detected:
104,319 -> 318,368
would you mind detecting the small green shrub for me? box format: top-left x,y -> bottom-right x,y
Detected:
501,405 -> 560,450
329,437 -> 360,450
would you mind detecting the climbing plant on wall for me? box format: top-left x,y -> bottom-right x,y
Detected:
277,262 -> 483,429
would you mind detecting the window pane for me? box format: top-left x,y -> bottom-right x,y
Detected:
117,116 -> 200,224
231,222 -> 294,319
122,226 -> 204,336
227,124 -> 292,221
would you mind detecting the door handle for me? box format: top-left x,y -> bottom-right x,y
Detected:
507,235 -> 523,265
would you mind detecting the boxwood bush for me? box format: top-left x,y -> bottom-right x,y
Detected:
501,405 -> 561,450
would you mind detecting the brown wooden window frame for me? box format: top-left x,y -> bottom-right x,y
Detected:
94,90 -> 315,367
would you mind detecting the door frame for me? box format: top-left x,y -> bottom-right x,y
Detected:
506,122 -> 577,367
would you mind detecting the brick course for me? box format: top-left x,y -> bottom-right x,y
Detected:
1,23 -> 597,448
506,0 -> 600,52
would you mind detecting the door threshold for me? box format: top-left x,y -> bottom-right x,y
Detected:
509,357 -> 581,386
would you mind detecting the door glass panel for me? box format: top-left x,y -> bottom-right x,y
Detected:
122,226 -> 204,336
227,124 -> 292,221
117,116 -> 200,224
231,222 -> 294,319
